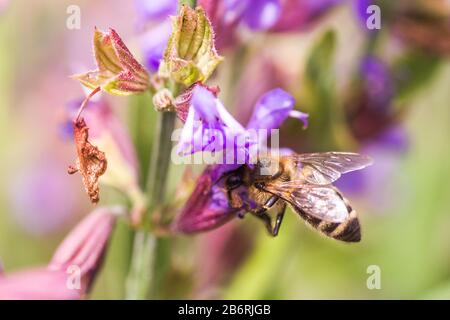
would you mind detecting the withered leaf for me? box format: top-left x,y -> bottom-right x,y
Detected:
68,118 -> 107,204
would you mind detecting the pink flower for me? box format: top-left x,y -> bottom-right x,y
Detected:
0,208 -> 117,300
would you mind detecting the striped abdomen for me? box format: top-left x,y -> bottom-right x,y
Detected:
292,205 -> 361,242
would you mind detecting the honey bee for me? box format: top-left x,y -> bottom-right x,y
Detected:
221,152 -> 373,242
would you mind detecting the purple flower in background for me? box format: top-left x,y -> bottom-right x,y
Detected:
346,55 -> 396,142
201,0 -> 342,49
0,208 -> 117,299
141,21 -> 172,72
224,0 -> 282,31
135,0 -> 176,72
134,0 -> 178,21
199,0 -> 279,50
360,55 -> 394,111
271,0 -> 343,32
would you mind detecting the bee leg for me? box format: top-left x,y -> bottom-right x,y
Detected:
254,195 -> 279,215
271,203 -> 286,237
254,196 -> 285,236
255,212 -> 275,236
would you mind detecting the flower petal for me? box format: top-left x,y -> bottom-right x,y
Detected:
246,88 -> 298,131
288,110 -> 309,128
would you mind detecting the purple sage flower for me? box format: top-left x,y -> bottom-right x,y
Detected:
174,86 -> 307,233
177,85 -> 246,157
176,85 -> 307,163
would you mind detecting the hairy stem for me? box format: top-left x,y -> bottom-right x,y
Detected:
125,0 -> 194,301
126,112 -> 175,299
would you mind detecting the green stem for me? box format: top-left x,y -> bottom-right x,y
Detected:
146,112 -> 177,216
125,0 -> 194,301
125,112 -> 176,299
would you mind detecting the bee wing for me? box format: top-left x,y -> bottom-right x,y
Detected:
288,152 -> 373,185
172,166 -> 241,233
263,182 -> 350,223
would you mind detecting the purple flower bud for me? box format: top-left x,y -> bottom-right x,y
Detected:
0,208 -> 117,299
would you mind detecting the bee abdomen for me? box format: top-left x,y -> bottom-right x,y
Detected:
329,210 -> 361,242
296,207 -> 361,243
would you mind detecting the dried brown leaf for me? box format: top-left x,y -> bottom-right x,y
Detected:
68,118 -> 107,204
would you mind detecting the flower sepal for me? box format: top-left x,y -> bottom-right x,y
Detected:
72,28 -> 151,96
159,5 -> 223,86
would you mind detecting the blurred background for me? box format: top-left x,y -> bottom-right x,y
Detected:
0,0 -> 449,299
